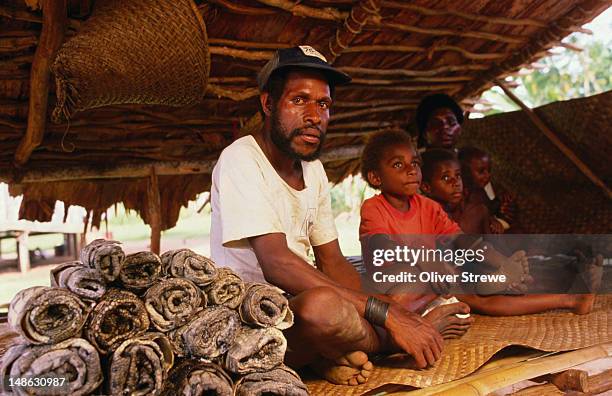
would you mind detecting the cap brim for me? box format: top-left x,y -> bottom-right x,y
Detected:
260,63 -> 351,90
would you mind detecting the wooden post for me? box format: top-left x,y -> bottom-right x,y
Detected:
147,167 -> 162,255
14,0 -> 67,166
16,231 -> 30,272
496,80 -> 612,200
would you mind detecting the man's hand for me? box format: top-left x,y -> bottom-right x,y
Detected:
385,303 -> 444,368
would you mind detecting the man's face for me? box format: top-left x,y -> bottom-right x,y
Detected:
425,108 -> 461,149
269,71 -> 332,161
426,160 -> 464,206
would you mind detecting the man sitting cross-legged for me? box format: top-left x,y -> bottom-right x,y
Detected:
209,46 -> 467,386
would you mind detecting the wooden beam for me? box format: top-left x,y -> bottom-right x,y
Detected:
380,1 -> 547,28
340,64 -> 489,77
324,0 -> 381,62
146,167 -> 162,255
496,80 -> 612,200
14,0 -> 67,166
3,146 -> 363,183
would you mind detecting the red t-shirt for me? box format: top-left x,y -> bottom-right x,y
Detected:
359,193 -> 461,237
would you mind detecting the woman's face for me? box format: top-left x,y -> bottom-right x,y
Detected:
425,108 -> 462,149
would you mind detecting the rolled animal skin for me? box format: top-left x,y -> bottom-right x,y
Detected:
161,248 -> 218,286
84,289 -> 150,354
80,239 -> 125,282
240,283 -> 294,329
204,267 -> 245,309
108,332 -> 174,396
234,365 -> 309,396
160,360 -> 233,396
144,277 -> 205,332
50,261 -> 107,301
1,338 -> 103,396
8,286 -> 89,344
224,327 -> 287,375
169,305 -> 240,359
119,251 -> 163,291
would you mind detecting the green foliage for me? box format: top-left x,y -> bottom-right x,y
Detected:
518,38 -> 612,106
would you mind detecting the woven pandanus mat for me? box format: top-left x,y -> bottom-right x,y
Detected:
51,0 -> 210,122
305,295 -> 612,395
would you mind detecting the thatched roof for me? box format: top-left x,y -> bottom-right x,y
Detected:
0,0 -> 610,232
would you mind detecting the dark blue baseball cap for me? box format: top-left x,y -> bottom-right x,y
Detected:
257,46 -> 351,91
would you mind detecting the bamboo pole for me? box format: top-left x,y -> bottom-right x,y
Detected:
420,343 -> 612,396
255,0 -> 345,21
343,44 -> 506,60
204,0 -> 276,16
378,21 -> 525,44
335,99 -> 419,108
338,83 -> 462,92
147,167 -> 162,255
14,0 -> 66,166
206,40 -> 506,61
209,46 -> 273,61
330,104 -> 416,122
340,64 -> 488,77
208,38 -> 289,49
496,80 -> 612,200
206,84 -> 259,101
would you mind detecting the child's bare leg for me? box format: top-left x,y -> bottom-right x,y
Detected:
458,294 -> 595,316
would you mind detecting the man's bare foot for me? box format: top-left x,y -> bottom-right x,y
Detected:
423,302 -> 474,339
312,351 -> 373,386
570,294 -> 596,315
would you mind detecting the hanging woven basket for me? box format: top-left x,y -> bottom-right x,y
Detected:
51,0 -> 210,122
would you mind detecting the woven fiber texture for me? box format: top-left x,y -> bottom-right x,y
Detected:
460,91 -> 611,233
305,295 -> 612,395
51,0 -> 210,122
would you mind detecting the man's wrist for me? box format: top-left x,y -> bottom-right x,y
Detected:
365,296 -> 389,327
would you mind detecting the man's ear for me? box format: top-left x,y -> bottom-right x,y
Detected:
367,171 -> 382,188
260,92 -> 273,116
420,182 -> 431,194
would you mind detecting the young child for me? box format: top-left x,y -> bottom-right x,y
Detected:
420,149 -> 497,234
414,143 -> 597,315
459,146 -> 516,233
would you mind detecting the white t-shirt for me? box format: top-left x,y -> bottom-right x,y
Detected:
210,135 -> 338,283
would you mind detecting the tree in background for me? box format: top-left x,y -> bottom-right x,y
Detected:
481,9 -> 612,112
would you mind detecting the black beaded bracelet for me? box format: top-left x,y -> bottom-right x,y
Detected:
365,296 -> 389,327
